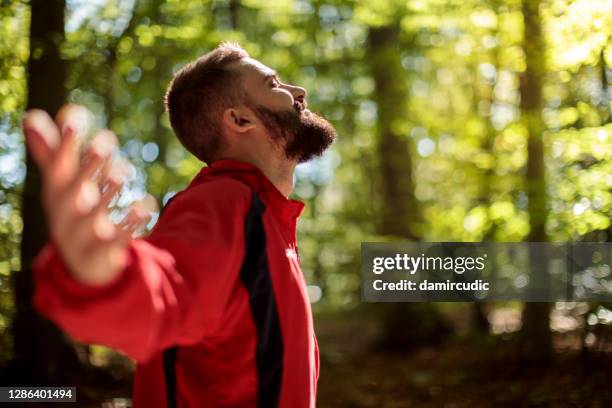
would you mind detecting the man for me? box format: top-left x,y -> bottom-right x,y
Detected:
24,42 -> 336,407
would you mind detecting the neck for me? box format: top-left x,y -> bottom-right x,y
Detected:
221,155 -> 296,198
260,159 -> 295,198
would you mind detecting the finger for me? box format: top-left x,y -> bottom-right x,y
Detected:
117,205 -> 151,242
75,176 -> 123,243
68,130 -> 118,198
89,178 -> 123,241
94,155 -> 111,189
120,206 -> 151,231
117,194 -> 157,239
58,123 -> 77,159
100,176 -> 123,209
95,152 -> 128,190
130,194 -> 158,232
55,104 -> 90,160
22,109 -> 61,170
47,124 -> 78,193
53,105 -> 90,181
82,129 -> 118,176
49,130 -> 120,239
23,125 -> 52,171
92,156 -> 132,216
88,129 -> 118,156
55,104 -> 90,137
135,193 -> 159,215
83,165 -> 137,243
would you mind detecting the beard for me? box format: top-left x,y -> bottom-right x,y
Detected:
252,102 -> 336,163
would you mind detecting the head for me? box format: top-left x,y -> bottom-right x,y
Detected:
164,42 -> 336,166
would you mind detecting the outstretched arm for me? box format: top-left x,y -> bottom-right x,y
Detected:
23,105 -> 150,286
25,106 -> 249,362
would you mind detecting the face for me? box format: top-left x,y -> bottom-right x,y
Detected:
234,58 -> 336,163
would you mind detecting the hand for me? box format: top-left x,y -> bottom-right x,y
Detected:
23,104 -> 154,285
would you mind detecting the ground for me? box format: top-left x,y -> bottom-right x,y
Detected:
10,307 -> 610,407
315,309 -> 612,408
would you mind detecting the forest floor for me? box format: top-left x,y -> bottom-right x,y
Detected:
315,308 -> 612,408
6,307 -> 610,407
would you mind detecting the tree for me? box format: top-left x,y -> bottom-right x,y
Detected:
366,19 -> 451,349
518,0 -> 552,362
3,0 -> 87,385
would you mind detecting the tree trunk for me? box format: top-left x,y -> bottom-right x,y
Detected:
368,26 -> 421,240
470,0 -> 505,334
599,46 -> 610,124
518,0 -> 552,363
367,24 -> 451,350
228,0 -> 240,30
5,0 -> 83,385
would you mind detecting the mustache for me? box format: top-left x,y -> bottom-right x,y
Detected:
293,100 -> 307,113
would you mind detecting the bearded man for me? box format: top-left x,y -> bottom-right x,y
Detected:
23,42 -> 336,408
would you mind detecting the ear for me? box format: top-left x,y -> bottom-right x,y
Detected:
222,108 -> 257,134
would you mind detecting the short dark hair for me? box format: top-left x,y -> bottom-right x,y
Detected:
164,42 -> 249,164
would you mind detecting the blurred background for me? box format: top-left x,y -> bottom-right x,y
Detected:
0,0 -> 610,406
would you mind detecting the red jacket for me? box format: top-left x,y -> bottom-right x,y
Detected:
33,159 -> 319,407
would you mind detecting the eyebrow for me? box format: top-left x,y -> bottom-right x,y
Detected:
263,71 -> 279,83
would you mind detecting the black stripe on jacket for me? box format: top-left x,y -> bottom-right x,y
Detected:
241,191 -> 284,407
162,191 -> 284,408
162,346 -> 178,408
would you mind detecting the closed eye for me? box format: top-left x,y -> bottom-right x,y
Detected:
264,72 -> 281,88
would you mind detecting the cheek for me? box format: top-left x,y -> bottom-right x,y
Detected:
250,87 -> 294,110
269,90 -> 293,108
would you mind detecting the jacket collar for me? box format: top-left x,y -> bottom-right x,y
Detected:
192,159 -> 305,224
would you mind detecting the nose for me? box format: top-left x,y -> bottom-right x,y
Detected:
284,84 -> 307,104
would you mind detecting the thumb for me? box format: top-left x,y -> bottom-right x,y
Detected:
23,109 -> 61,171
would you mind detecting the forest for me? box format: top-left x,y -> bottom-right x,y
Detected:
0,0 -> 610,406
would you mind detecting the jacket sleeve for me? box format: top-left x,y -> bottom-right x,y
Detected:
33,179 -> 251,363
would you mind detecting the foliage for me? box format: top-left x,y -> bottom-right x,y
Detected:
0,0 -> 610,359
0,0 -> 29,362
